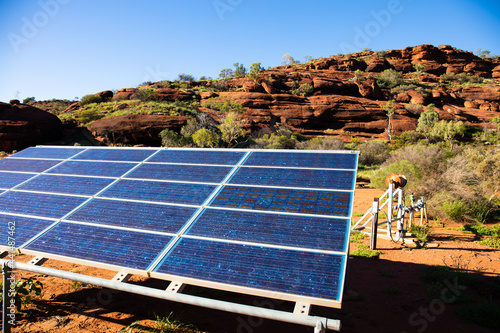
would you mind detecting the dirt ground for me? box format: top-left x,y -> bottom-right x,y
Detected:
3,187 -> 500,333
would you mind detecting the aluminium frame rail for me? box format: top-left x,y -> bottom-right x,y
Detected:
1,259 -> 340,333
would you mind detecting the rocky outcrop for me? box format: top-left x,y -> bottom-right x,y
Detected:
0,102 -> 63,151
88,114 -> 191,146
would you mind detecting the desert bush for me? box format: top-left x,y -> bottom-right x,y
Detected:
202,97 -> 244,114
404,102 -> 423,115
177,73 -> 195,82
159,129 -> 188,147
440,72 -> 484,85
79,94 -> 102,107
22,96 -> 35,103
218,112 -> 246,147
297,136 -> 344,150
135,88 -> 157,102
390,84 -> 430,98
376,69 -> 405,88
372,144 -> 498,223
252,126 -> 302,149
358,140 -> 390,166
291,82 -> 314,96
192,128 -> 219,148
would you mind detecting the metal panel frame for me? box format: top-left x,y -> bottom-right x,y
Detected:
0,146 -> 359,329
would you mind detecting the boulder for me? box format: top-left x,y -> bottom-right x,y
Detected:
0,102 -> 63,151
9,99 -> 20,105
460,86 -> 500,101
155,88 -> 195,101
113,88 -> 137,101
95,90 -> 114,101
365,57 -> 393,72
88,114 -> 191,146
493,65 -> 500,78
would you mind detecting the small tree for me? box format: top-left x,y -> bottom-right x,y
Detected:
413,63 -> 426,77
22,96 -> 35,103
233,63 -> 247,77
177,73 -> 195,82
431,120 -> 466,149
417,104 -> 440,141
159,129 -> 186,147
192,128 -> 219,148
282,54 -> 299,67
381,100 -> 396,141
218,68 -> 234,79
246,62 -> 265,82
218,112 -> 246,147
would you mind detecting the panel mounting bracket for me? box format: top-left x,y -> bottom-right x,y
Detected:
112,272 -> 131,283
294,302 -> 312,315
27,256 -> 47,266
166,281 -> 185,293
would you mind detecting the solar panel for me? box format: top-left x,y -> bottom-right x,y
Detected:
0,146 -> 358,310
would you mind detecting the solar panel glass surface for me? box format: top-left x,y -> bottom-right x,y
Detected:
1,146 -> 358,308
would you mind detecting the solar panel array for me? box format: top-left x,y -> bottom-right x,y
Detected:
0,146 -> 358,308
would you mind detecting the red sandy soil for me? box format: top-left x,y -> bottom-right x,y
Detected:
3,187 -> 500,333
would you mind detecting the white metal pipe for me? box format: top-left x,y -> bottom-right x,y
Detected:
4,260 -> 340,331
387,183 -> 393,237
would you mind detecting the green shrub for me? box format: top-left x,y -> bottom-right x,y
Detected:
404,102 -> 423,115
192,128 -> 219,148
390,84 -> 430,98
297,136 -> 344,150
22,96 -> 35,103
76,108 -> 104,125
350,245 -> 382,258
79,94 -> 102,107
135,88 -> 157,102
358,141 -> 390,166
291,83 -> 314,96
159,129 -> 188,147
440,72 -> 484,85
202,97 -> 244,114
376,69 -> 405,88
477,237 -> 500,249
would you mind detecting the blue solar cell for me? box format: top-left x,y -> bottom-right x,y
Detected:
0,158 -> 61,173
46,160 -> 138,178
230,167 -> 355,190
74,148 -> 156,162
0,214 -> 55,247
25,222 -> 173,270
126,164 -> 233,183
155,238 -> 345,300
0,192 -> 87,219
12,147 -> 85,159
0,172 -> 35,189
68,198 -> 197,233
148,150 -> 246,165
187,209 -> 349,252
244,151 -> 357,169
17,175 -> 114,196
100,179 -> 217,205
210,186 -> 352,217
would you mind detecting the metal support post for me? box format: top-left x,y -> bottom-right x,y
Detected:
2,262 -> 12,333
387,183 -> 394,237
396,188 -> 404,239
370,198 -> 379,250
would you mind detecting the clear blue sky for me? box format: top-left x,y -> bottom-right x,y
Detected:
1,0 -> 499,102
